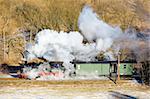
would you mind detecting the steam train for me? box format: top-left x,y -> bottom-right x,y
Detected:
6,60 -> 137,79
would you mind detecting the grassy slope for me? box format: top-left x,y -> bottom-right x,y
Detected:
0,0 -> 149,65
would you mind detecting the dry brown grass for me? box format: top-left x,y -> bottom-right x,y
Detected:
0,0 -> 149,64
0,79 -> 149,91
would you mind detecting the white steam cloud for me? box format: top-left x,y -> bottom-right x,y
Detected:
78,5 -> 123,60
24,5 -> 149,79
25,5 -> 123,66
78,5 -> 122,42
25,30 -> 98,76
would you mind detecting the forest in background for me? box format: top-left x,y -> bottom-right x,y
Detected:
0,0 -> 149,65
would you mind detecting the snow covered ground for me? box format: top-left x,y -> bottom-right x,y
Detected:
0,87 -> 111,99
0,79 -> 150,99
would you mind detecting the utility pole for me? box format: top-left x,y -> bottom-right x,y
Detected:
117,52 -> 121,81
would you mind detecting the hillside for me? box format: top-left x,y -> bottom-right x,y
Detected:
0,0 -> 149,65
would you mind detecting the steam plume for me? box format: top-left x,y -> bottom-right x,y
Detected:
24,5 -> 150,79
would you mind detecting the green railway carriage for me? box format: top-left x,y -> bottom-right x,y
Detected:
75,63 -> 110,76
74,61 -> 136,77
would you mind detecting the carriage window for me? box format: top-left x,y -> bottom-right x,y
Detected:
124,65 -> 126,69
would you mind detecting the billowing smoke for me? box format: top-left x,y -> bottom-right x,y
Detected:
25,30 -> 96,77
25,5 -> 125,64
78,5 -> 150,62
78,5 -> 123,60
23,5 -> 149,79
78,5 -> 122,42
115,27 -> 150,62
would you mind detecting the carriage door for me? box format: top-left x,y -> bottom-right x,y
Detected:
110,63 -> 117,77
